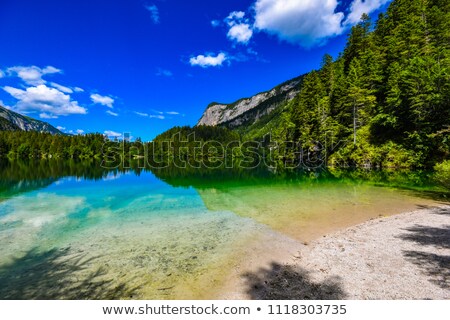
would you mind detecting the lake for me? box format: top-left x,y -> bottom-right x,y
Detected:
0,161 -> 448,299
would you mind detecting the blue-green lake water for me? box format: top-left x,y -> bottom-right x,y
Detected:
0,163 -> 448,299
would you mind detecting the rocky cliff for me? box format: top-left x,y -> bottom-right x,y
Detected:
0,117 -> 20,131
197,75 -> 303,129
0,105 -> 62,134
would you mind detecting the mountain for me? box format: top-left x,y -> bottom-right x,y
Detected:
0,117 -> 20,131
156,0 -> 449,170
0,106 -> 62,134
197,75 -> 303,129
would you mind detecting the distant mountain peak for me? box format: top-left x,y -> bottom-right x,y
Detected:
197,75 -> 304,129
0,105 -> 63,134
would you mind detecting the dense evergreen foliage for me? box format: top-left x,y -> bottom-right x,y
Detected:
0,131 -> 108,160
247,0 -> 449,169
434,160 -> 450,187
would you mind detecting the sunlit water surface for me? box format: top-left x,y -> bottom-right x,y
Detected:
0,166 -> 447,299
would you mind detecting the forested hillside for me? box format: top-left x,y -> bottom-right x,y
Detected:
241,0 -> 449,168
174,0 -> 449,169
0,131 -> 107,160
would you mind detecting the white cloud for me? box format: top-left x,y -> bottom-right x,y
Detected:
106,110 -> 119,117
134,111 -> 149,117
49,82 -> 73,94
4,65 -> 87,102
7,65 -> 61,85
0,70 -> 4,78
135,110 -> 165,119
190,53 -> 227,68
211,20 -> 221,27
225,11 -> 246,26
149,115 -> 165,120
254,0 -> 344,46
76,129 -> 85,135
223,11 -> 254,44
104,130 -> 122,138
156,68 -> 173,77
90,93 -> 114,108
56,126 -> 66,131
3,86 -> 23,97
228,23 -> 253,44
252,0 -> 390,47
145,4 -> 160,24
345,0 -> 391,25
42,66 -> 61,74
3,84 -> 87,118
39,113 -> 58,119
166,111 -> 180,115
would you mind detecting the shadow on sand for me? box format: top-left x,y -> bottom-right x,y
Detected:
0,247 -> 139,300
399,225 -> 450,249
242,262 -> 346,300
414,204 -> 450,214
399,207 -> 450,290
403,251 -> 450,289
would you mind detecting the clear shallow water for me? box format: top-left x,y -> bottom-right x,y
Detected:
0,162 -> 448,299
0,171 -> 267,299
199,180 -> 443,241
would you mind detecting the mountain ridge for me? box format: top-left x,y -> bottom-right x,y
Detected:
197,75 -> 304,129
0,106 -> 63,134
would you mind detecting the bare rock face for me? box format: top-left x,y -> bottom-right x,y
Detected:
0,105 -> 62,134
197,75 -> 303,128
197,104 -> 229,127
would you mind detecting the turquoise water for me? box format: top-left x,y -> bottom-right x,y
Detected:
0,171 -> 268,299
0,163 -> 448,299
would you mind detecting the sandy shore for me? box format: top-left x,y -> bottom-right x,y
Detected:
221,205 -> 450,300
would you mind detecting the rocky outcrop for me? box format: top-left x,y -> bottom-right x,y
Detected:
197,75 -> 303,128
0,105 -> 62,134
0,117 -> 20,131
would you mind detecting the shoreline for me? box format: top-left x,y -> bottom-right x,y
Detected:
219,205 -> 450,300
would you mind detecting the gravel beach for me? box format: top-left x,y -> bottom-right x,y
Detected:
223,205 -> 450,300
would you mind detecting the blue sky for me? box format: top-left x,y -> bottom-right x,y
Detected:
0,0 -> 391,140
